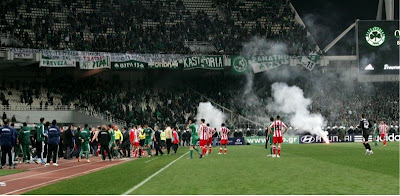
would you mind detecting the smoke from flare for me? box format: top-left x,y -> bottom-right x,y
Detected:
196,102 -> 226,132
268,82 -> 329,143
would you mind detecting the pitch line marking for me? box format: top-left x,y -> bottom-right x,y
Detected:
144,157 -> 158,163
4,160 -> 129,195
121,151 -> 189,195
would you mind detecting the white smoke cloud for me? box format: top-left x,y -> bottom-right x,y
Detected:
267,82 -> 329,142
196,102 -> 226,132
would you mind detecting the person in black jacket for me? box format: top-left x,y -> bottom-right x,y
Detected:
1,119 -> 17,169
63,125 -> 74,159
121,127 -> 131,157
98,125 -> 112,161
153,126 -> 164,156
74,126 -> 81,158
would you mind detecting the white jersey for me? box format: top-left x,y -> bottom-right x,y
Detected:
220,127 -> 230,140
269,120 -> 287,137
198,123 -> 208,140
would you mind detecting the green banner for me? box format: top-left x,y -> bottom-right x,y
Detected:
250,55 -> 290,73
183,56 -> 224,70
148,61 -> 179,69
231,56 -> 249,74
245,135 -> 299,145
111,59 -> 146,70
80,56 -> 111,70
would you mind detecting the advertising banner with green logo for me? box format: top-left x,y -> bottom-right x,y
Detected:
148,61 -> 180,69
111,59 -> 146,70
183,56 -> 224,70
245,135 -> 299,145
80,55 -> 111,70
249,55 -> 290,73
231,56 -> 249,74
40,55 -> 76,67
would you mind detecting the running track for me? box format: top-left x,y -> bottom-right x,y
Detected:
0,156 -> 131,195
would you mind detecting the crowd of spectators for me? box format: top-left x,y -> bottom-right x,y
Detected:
1,70 -> 398,131
0,0 -> 316,55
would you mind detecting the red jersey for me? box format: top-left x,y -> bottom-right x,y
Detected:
379,124 -> 388,134
198,123 -> 208,140
220,127 -> 230,140
208,127 -> 214,138
130,128 -> 140,143
269,120 -> 287,137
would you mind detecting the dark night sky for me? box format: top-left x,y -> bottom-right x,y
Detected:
291,0 -> 399,55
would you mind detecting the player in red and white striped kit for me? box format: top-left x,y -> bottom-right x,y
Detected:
268,116 -> 287,158
379,121 -> 389,147
218,123 -> 230,154
129,125 -> 140,158
198,119 -> 208,157
206,124 -> 216,154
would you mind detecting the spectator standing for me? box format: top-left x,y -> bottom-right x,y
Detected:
45,120 -> 60,166
63,125 -> 74,159
121,127 -> 131,157
0,119 -> 16,169
98,125 -> 112,161
153,126 -> 164,156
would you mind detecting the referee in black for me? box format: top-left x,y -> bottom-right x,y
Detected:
358,114 -> 373,155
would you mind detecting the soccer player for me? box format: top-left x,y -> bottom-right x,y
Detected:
78,124 -> 91,162
172,127 -> 179,154
198,119 -> 208,156
358,114 -> 373,155
218,123 -> 230,154
107,124 -> 116,159
269,115 -> 287,158
144,124 -> 153,157
130,125 -> 140,158
19,122 -> 32,163
187,119 -> 202,159
266,117 -> 274,156
372,120 -> 379,147
379,121 -> 389,147
207,124 -> 216,154
34,117 -> 46,164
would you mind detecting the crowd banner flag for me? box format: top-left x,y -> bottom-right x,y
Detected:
111,59 -> 146,70
230,56 -> 249,74
183,56 -> 224,70
250,55 -> 290,73
297,53 -> 320,71
40,55 -> 76,67
80,55 -> 111,70
148,60 -> 180,69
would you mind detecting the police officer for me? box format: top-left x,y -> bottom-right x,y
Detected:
1,119 -> 17,169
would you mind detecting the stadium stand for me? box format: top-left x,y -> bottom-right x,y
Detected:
0,0 -> 316,55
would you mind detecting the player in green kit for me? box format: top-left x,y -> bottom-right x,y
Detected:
78,124 -> 91,162
267,117 -> 274,156
107,124 -> 116,160
372,120 -> 379,147
19,122 -> 32,163
187,119 -> 202,159
144,124 -> 153,157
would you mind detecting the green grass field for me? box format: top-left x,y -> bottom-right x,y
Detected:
0,169 -> 24,177
25,142 -> 399,195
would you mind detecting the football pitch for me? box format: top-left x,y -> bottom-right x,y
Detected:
24,142 -> 399,195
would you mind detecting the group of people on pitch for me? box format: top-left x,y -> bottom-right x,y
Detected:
358,114 -> 390,155
186,118 -> 231,159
